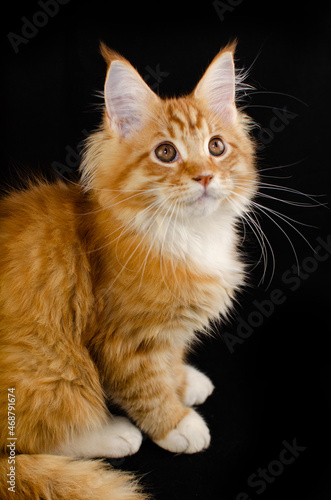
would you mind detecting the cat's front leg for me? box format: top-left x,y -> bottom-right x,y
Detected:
104,349 -> 211,454
171,348 -> 214,406
154,408 -> 210,454
183,365 -> 215,407
150,364 -> 214,453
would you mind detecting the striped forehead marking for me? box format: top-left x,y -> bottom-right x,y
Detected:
165,100 -> 208,138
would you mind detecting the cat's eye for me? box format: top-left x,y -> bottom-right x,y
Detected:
155,143 -> 178,163
208,137 -> 225,156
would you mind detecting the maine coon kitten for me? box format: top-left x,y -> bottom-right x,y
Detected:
0,43 -> 257,499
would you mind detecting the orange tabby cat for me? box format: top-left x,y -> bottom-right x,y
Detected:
0,42 -> 257,499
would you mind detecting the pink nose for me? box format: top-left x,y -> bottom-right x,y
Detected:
192,174 -> 214,188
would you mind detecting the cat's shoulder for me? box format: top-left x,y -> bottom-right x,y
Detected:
0,180 -> 91,263
0,180 -> 84,225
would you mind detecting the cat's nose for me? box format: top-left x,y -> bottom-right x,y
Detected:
192,174 -> 214,188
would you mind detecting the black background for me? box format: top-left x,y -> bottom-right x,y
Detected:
2,1 -> 331,499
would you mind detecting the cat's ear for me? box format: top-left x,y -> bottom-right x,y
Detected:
194,43 -> 237,124
100,43 -> 158,137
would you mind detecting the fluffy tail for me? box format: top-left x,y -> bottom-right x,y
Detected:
0,454 -> 147,500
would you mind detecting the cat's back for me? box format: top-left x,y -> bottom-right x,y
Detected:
0,180 -> 93,325
0,180 -> 83,236
0,181 -> 86,265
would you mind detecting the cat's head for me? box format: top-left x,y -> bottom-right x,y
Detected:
81,43 -> 257,222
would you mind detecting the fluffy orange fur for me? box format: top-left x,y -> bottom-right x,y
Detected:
0,43 -> 257,499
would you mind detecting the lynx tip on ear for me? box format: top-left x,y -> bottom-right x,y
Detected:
99,42 -> 124,67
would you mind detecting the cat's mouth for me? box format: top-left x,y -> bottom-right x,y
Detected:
188,186 -> 226,204
185,190 -> 223,216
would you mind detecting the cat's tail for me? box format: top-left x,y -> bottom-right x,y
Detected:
0,453 -> 148,500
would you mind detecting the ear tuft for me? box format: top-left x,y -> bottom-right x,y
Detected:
99,42 -> 125,67
194,44 -> 237,124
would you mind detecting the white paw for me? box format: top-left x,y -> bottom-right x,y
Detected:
57,416 -> 143,459
184,365 -> 214,406
101,416 -> 143,458
154,409 -> 210,454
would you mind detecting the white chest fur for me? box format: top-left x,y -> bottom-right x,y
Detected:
160,208 -> 244,287
131,204 -> 245,301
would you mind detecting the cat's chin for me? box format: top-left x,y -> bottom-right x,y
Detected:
185,194 -> 222,217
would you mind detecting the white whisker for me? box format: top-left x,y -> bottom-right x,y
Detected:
230,197 -> 275,286
96,197 -> 172,304
80,197 -> 163,255
136,198 -> 178,291
251,200 -> 316,252
159,200 -> 187,304
257,159 -> 305,173
114,197 -> 170,271
246,90 -> 308,107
